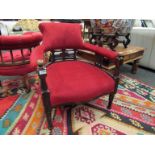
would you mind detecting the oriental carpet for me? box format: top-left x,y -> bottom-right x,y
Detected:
0,74 -> 155,135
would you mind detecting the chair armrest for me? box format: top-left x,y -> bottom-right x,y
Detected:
30,45 -> 45,68
82,42 -> 118,61
82,42 -> 122,94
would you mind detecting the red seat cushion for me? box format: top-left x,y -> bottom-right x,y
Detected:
46,61 -> 115,106
0,49 -> 30,63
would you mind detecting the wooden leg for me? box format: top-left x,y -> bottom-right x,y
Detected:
131,59 -> 139,74
123,33 -> 131,48
46,109 -> 52,131
23,74 -> 31,92
107,92 -> 115,109
42,92 -> 52,131
37,60 -> 53,132
52,107 -> 57,121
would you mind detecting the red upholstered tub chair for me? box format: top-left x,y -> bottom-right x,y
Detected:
30,22 -> 121,132
0,32 -> 42,94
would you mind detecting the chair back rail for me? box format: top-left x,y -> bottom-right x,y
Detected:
10,50 -> 14,63
0,50 -> 4,64
49,49 -> 77,63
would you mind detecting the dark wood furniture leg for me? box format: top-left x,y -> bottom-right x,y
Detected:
131,59 -> 139,74
42,91 -> 52,131
37,60 -> 52,131
52,107 -> 57,121
107,92 -> 115,109
123,33 -> 131,48
107,57 -> 122,109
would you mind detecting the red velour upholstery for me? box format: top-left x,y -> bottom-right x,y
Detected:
39,22 -> 84,51
35,22 -> 118,129
82,42 -> 118,61
0,32 -> 42,50
38,22 -> 117,61
0,49 -> 30,63
0,64 -> 35,76
30,45 -> 45,68
46,61 -> 115,106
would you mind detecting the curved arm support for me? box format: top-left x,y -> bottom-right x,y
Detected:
82,42 -> 118,61
30,45 -> 46,68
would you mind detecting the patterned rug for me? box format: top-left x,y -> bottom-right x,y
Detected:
0,74 -> 155,135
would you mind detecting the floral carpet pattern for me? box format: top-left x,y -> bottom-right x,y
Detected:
0,74 -> 155,135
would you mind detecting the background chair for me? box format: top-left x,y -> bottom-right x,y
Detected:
0,32 -> 42,96
30,22 -> 121,132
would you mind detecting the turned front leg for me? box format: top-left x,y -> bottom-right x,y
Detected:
37,60 -> 52,131
131,59 -> 139,74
